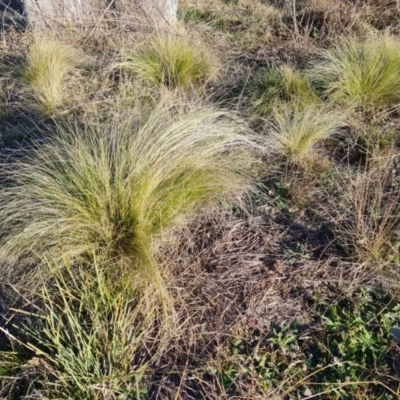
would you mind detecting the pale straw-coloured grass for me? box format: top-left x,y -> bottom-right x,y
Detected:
19,37 -> 88,114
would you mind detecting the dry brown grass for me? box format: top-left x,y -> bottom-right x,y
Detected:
320,151 -> 400,265
142,203 -> 368,398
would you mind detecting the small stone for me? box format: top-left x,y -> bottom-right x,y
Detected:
303,388 -> 312,396
391,327 -> 400,341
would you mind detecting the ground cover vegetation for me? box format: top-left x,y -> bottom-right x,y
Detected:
1,0 -> 400,398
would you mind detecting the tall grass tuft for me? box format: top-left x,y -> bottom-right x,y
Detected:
0,261 -> 158,399
19,37 -> 88,114
0,102 -> 253,292
265,101 -> 345,165
315,34 -> 400,108
124,32 -> 213,89
246,65 -> 318,117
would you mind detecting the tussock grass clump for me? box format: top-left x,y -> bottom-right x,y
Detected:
246,65 -> 318,117
266,102 -> 345,165
19,37 -> 88,114
315,34 -> 400,108
124,32 -> 213,89
0,102 -> 253,289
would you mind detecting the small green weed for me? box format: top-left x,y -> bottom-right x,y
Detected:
220,286 -> 400,398
179,0 -> 281,50
284,243 -> 312,264
178,7 -> 219,25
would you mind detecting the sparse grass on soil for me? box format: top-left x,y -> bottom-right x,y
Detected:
322,154 -> 400,264
1,0 -> 400,399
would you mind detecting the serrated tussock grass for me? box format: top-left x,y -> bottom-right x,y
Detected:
19,37 -> 88,114
266,101 -> 346,165
246,65 -> 318,117
315,33 -> 400,108
0,102 -> 254,293
123,31 -> 213,89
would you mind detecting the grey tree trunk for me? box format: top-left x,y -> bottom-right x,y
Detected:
24,0 -> 94,27
6,0 -> 178,28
